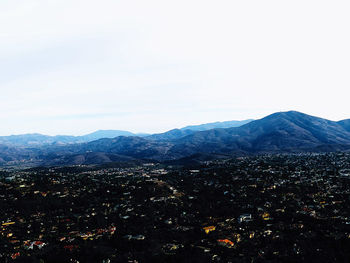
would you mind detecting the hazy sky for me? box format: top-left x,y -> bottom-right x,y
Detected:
1,0 -> 350,135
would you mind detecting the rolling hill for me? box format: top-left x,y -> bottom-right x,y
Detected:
169,111 -> 350,156
0,130 -> 146,147
1,111 -> 350,166
180,119 -> 253,131
0,118 -> 251,147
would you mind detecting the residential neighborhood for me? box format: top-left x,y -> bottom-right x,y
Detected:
1,153 -> 350,262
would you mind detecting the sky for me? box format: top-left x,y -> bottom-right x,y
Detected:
1,0 -> 350,135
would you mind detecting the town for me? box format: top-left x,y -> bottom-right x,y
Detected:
1,153 -> 350,262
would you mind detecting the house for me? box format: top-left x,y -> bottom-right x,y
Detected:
217,239 -> 234,248
203,226 -> 216,234
238,214 -> 253,223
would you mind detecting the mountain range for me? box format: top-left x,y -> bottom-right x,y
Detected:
0,130 -> 147,147
0,119 -> 252,147
1,111 -> 350,167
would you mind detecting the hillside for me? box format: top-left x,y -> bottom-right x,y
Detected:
170,111 -> 350,155
181,119 -> 253,131
1,111 -> 350,166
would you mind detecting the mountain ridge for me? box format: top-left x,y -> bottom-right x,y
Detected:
1,111 -> 350,167
0,119 -> 252,147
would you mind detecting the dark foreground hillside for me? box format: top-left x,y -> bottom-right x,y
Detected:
1,153 -> 350,262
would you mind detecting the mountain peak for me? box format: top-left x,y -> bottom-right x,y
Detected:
2,111 -> 350,167
264,110 -> 308,119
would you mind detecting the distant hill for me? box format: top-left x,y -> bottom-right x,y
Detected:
338,119 -> 350,132
147,119 -> 252,141
77,130 -> 140,142
0,119 -> 252,147
1,111 -> 350,166
0,144 -> 35,165
0,134 -> 75,146
147,129 -> 195,141
0,120 -> 251,147
181,119 -> 253,131
0,130 -> 148,147
36,111 -> 350,165
169,111 -> 350,156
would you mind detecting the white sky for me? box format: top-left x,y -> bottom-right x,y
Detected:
1,0 -> 350,135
